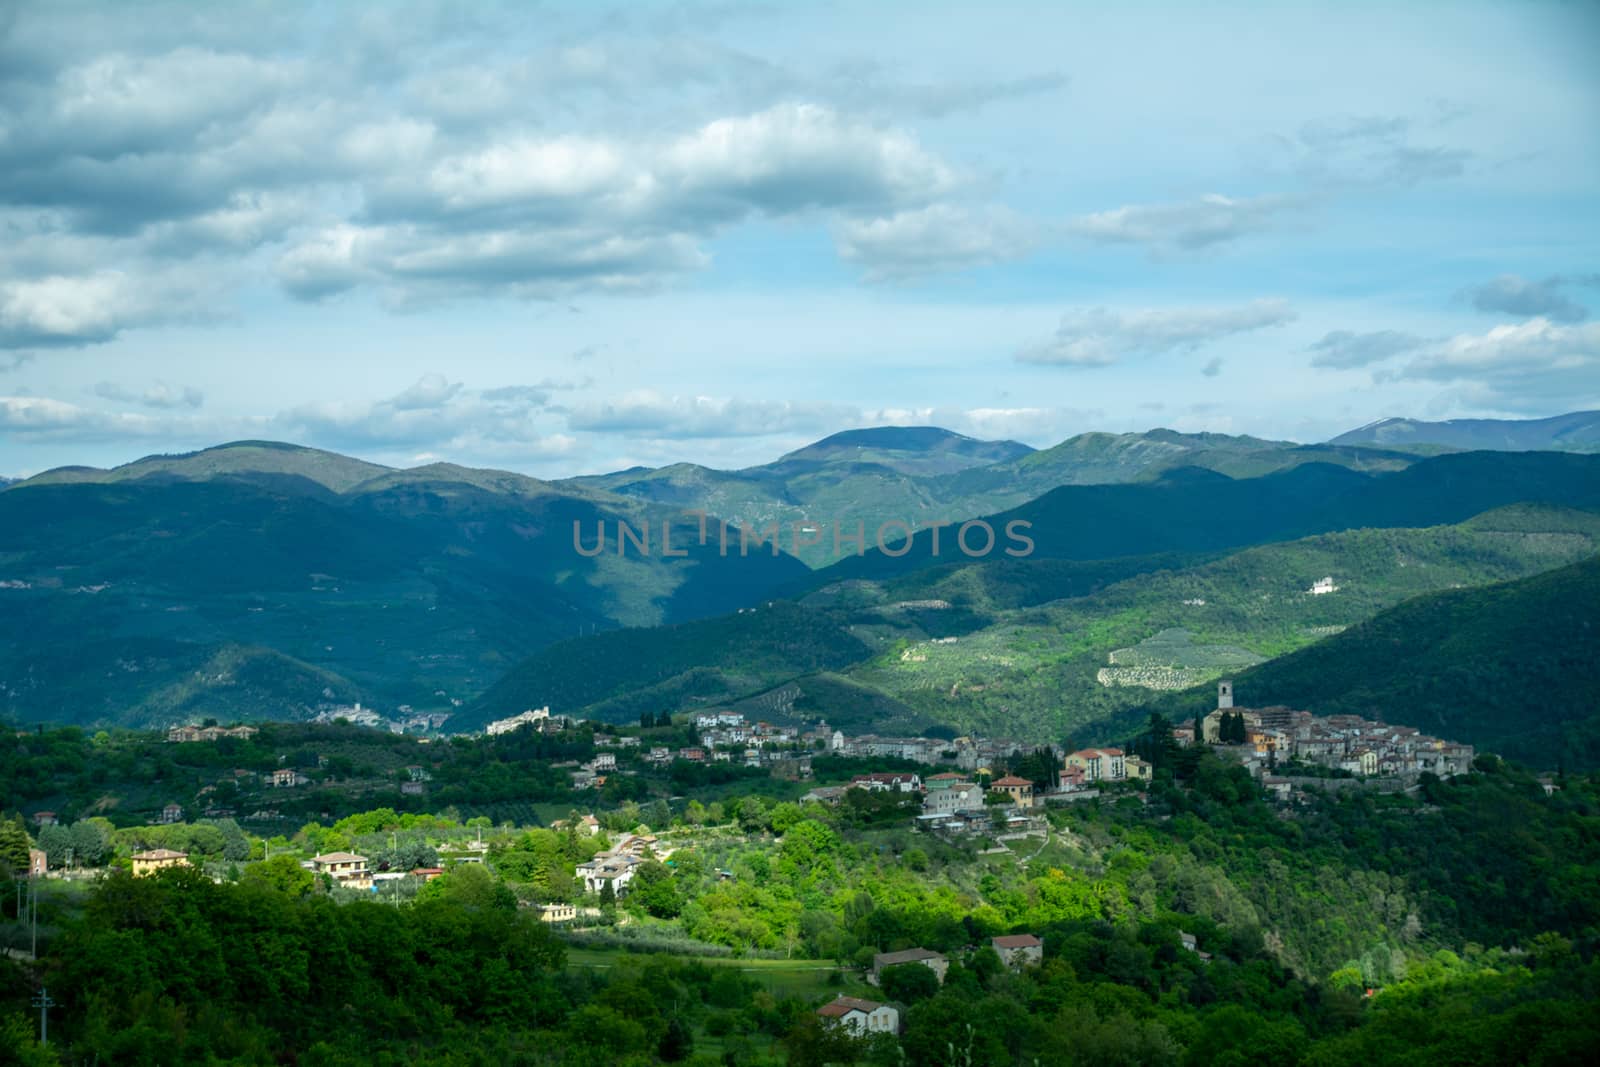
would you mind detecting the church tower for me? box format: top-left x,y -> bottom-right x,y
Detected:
1217,680 -> 1234,709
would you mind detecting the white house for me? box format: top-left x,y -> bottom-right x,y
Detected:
816,995 -> 899,1035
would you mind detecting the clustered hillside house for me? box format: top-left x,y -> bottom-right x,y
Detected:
849,772 -> 922,793
574,832 -> 669,897
816,996 -> 900,1035
131,849 -> 189,877
167,724 -> 259,743
1062,748 -> 1152,784
1195,681 -> 1476,780
839,733 -> 1026,770
991,775 -> 1036,808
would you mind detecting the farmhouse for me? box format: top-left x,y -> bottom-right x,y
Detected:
816,995 -> 899,1035
575,853 -> 641,896
991,933 -> 1044,969
869,947 -> 949,986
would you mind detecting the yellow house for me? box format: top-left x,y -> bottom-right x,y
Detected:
990,775 -> 1036,807
131,848 -> 190,876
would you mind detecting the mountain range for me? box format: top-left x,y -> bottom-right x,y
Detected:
4,410 -> 1598,766
1329,410 -> 1600,453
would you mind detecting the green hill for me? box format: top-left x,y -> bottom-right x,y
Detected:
1157,554 -> 1600,769
459,601 -> 871,728
831,504 -> 1600,741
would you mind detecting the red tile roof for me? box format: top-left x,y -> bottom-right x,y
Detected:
992,933 -> 1042,949
817,996 -> 884,1017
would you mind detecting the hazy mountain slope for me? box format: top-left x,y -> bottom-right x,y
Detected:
15,440 -> 393,493
936,430 -> 1416,510
1329,410 -> 1600,453
564,427 -> 1029,567
769,426 -> 1033,475
459,601 -> 870,728
566,427 -> 1419,567
0,466 -> 809,725
813,451 -> 1600,584
1160,554 -> 1600,769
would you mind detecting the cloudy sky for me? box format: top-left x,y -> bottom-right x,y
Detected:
2,0 -> 1598,479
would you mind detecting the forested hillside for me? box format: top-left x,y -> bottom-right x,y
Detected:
1157,554 -> 1600,768
0,445 -> 807,724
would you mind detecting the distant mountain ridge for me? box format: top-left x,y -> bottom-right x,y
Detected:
0,443 -> 809,725
1329,410 -> 1600,453
811,450 -> 1600,584
565,426 -> 1420,566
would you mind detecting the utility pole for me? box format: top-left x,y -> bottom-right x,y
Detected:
32,986 -> 54,1045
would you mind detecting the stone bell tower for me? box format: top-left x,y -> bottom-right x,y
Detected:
1217,680 -> 1234,710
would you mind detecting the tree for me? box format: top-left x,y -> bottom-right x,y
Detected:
241,854 -> 315,897
418,863 -> 516,911
658,1016 -> 693,1062
0,818 -> 31,876
736,796 -> 770,833
630,861 -> 681,918
37,823 -> 73,867
213,819 -> 252,862
879,962 -> 940,1004
69,819 -> 113,867
599,878 -> 616,909
782,1015 -> 863,1067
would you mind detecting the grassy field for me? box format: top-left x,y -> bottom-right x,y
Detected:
564,945 -> 860,1001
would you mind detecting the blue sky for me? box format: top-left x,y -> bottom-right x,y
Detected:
1,0 -> 1597,478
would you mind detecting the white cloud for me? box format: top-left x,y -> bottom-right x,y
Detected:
566,392 -> 857,439
1383,318 -> 1600,411
274,375 -> 557,450
0,394 -> 216,442
1308,329 -> 1427,369
1275,114 -> 1472,188
834,204 -> 1040,280
1017,299 -> 1297,368
91,380 -> 204,410
1069,193 -> 1303,251
1459,274 -> 1591,324
0,269 -> 219,347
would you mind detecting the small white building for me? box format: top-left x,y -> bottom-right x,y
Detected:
816,995 -> 898,1035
